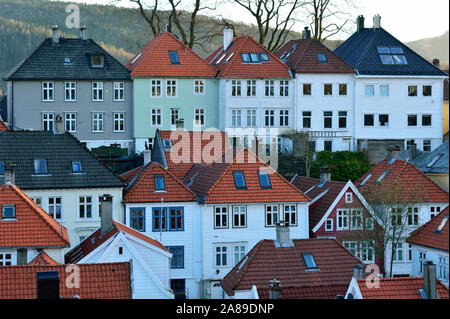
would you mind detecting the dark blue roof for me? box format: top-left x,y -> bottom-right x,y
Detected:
412,140 -> 449,175
0,95 -> 6,122
334,27 -> 447,77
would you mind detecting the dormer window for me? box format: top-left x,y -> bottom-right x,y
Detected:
91,55 -> 104,68
1,205 -> 15,219
154,175 -> 165,191
72,161 -> 82,173
317,53 -> 327,63
169,51 -> 180,64
302,253 -> 318,270
33,159 -> 48,175
233,171 -> 247,189
163,139 -> 172,150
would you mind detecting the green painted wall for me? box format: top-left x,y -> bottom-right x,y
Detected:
133,77 -> 219,139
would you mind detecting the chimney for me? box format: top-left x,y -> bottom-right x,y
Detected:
55,114 -> 63,133
357,15 -> 365,32
166,24 -> 172,33
353,264 -> 365,279
37,271 -> 60,299
223,24 -> 234,51
275,221 -> 293,247
80,26 -> 87,40
423,261 -> 438,299
386,146 -> 401,163
3,163 -> 16,185
176,118 -> 184,129
373,14 -> 381,29
268,279 -> 281,299
143,149 -> 152,166
408,142 -> 417,161
51,25 -> 59,44
432,59 -> 440,68
320,165 -> 331,183
100,194 -> 113,237
302,26 -> 311,39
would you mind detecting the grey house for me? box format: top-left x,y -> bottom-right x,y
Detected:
3,26 -> 134,153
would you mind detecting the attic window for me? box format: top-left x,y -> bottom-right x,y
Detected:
233,171 -> 247,189
436,216 -> 449,233
169,51 -> 180,64
377,47 -> 407,65
302,253 -> 318,270
33,159 -> 48,174
91,55 -> 104,68
374,169 -> 390,184
130,52 -> 142,64
216,53 -> 227,65
317,53 -> 327,63
72,162 -> 82,173
259,52 -> 269,61
163,139 -> 172,150
1,205 -> 15,219
225,52 -> 235,62
154,175 -> 165,191
258,169 -> 271,189
426,154 -> 442,168
242,52 -> 262,63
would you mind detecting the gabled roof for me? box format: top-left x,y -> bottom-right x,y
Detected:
355,159 -> 449,203
3,38 -> 130,81
64,220 -> 168,264
184,148 -> 310,204
407,206 -> 449,252
123,162 -> 197,203
0,94 -> 7,122
0,131 -> 124,190
355,277 -> 449,299
412,140 -> 449,175
0,262 -> 132,299
126,32 -> 217,77
28,251 -> 60,266
275,38 -> 354,74
0,183 -> 70,248
207,35 -> 292,78
334,27 -> 448,77
221,238 -> 363,299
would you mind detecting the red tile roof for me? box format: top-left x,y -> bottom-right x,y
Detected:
65,220 -> 168,264
0,120 -> 7,131
275,38 -> 354,74
291,176 -> 346,229
207,35 -> 292,78
0,262 -> 132,299
123,162 -> 197,203
221,238 -> 363,299
356,277 -> 449,299
126,32 -> 217,77
407,206 -> 449,252
120,166 -> 142,183
186,148 -> 310,204
355,159 -> 449,203
159,130 -> 230,180
28,251 -> 60,266
0,183 -> 70,248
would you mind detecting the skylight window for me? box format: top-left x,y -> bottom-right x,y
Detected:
317,53 -> 327,63
359,173 -> 372,187
233,171 -> 247,189
130,52 -> 142,64
169,51 -> 180,64
163,139 -> 172,150
33,159 -> 48,175
225,52 -> 235,62
64,57 -> 72,64
258,169 -> 271,189
216,53 -> 227,64
242,52 -> 262,63
259,52 -> 269,61
242,53 -> 251,63
1,205 -> 15,219
154,175 -> 165,191
426,154 -> 442,168
72,161 -> 82,173
250,53 -> 260,62
377,47 -> 407,65
436,216 -> 449,233
302,253 -> 318,269
374,169 -> 390,184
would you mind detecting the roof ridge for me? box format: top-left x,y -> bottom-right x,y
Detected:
293,38 -> 313,71
3,38 -> 47,80
407,206 -> 449,243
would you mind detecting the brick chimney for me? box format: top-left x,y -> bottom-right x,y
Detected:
268,279 -> 281,299
3,163 -> 16,185
51,25 -> 59,44
320,165 -> 331,183
423,261 -> 438,299
100,194 -> 113,237
432,59 -> 440,68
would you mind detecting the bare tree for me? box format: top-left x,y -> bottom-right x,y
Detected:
303,0 -> 356,42
231,0 -> 305,52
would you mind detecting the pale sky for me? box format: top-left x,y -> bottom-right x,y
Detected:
56,0 -> 449,42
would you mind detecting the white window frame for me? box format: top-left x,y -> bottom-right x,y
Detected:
343,241 -> 358,257
438,256 -> 449,281
151,80 -> 162,97
279,109 -> 289,127
113,112 -> 125,132
0,251 -> 14,266
48,196 -> 62,220
265,205 -> 279,227
350,209 -> 363,230
407,207 -> 419,226
233,245 -> 247,265
337,209 -> 349,230
92,112 -> 104,133
283,204 -> 297,226
78,196 -> 93,219
419,251 -> 427,273
393,243 -> 404,262
264,109 -> 275,127
65,112 -> 77,133
194,79 -> 205,95
265,80 -> 275,97
151,108 -> 162,126
365,85 -> 375,97
170,109 -> 180,126
215,245 -> 228,267
246,109 -> 257,127
246,80 -> 256,97
231,80 -> 242,97
360,241 -> 375,263
194,108 -> 205,126
380,85 -> 390,97
65,82 -> 76,101
366,217 -> 374,230
232,206 -> 247,228
42,112 -> 55,131
279,80 -> 289,97
325,218 -> 333,231
231,109 -> 242,127
42,82 -> 54,101
114,82 -> 125,101
345,192 -> 353,203
166,80 -> 177,97
92,82 -> 104,101
214,206 -> 229,229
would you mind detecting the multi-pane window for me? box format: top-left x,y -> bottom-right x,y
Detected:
2,205 -> 15,219
423,140 -> 431,152
65,113 -> 77,132
231,109 -> 242,127
31,197 -> 43,207
364,114 -> 374,126
166,80 -> 177,97
391,208 -> 402,226
379,114 -> 389,127
423,85 -> 432,97
247,80 -> 256,96
302,111 -> 312,128
152,207 -> 166,231
265,80 -> 275,96
234,245 -> 246,265
419,252 -> 427,273
231,80 -> 242,96
171,109 -> 179,126
337,209 -> 349,230
152,207 -> 183,231
303,83 -> 312,95
130,208 -> 145,232
324,84 -> 332,95
366,218 -> 374,230
65,82 -> 76,101
422,114 -> 432,126
215,246 -> 227,267
167,246 -> 184,269
360,241 -> 375,263
79,196 -> 92,219
169,208 -> 184,231
283,205 -> 297,226
113,113 -> 125,132
151,108 -> 162,126
325,219 -> 333,231
407,207 -> 419,226
42,113 -> 55,131
324,140 -> 332,152
430,206 -> 441,219
323,111 -> 332,128
0,253 -> 13,266
343,241 -> 358,257
194,108 -> 205,126
92,82 -> 103,101
365,85 -> 375,97
194,80 -> 205,95
232,206 -> 246,228
338,111 -> 347,128
350,209 -> 363,230
92,112 -> 104,132
408,85 -> 418,97
33,159 -> 48,174
380,85 -> 390,96
246,110 -> 256,127
151,80 -> 162,97
438,257 -> 449,281
265,205 -> 279,226
345,192 -> 353,203
114,82 -> 125,101
393,243 -> 403,261
48,197 -> 62,220
408,114 -> 417,126
265,110 -> 275,127
279,110 -> 289,127
339,84 -> 347,96
280,80 -> 289,96
214,206 -> 228,229
42,82 -> 54,101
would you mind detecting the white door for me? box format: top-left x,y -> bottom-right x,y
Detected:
210,281 -> 223,299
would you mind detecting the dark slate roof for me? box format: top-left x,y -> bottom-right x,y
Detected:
412,140 -> 449,175
0,131 -> 124,190
3,38 -> 130,81
334,27 -> 448,77
0,95 -> 6,122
